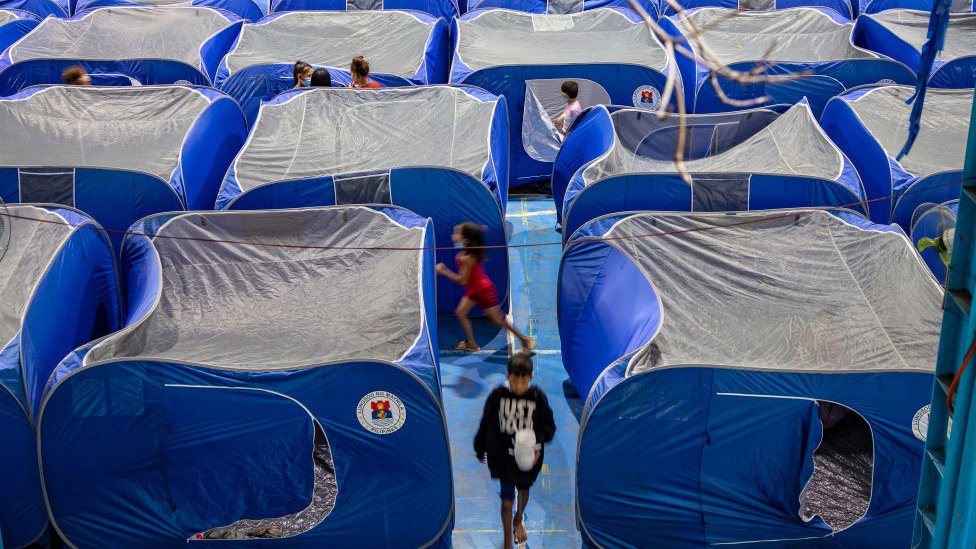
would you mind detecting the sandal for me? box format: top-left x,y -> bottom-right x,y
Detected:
453,340 -> 481,352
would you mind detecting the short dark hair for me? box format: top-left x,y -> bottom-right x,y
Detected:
62,66 -> 88,85
311,68 -> 331,87
293,60 -> 312,85
508,354 -> 533,377
457,222 -> 486,263
561,80 -> 579,99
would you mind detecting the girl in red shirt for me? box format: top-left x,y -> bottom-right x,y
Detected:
437,223 -> 535,353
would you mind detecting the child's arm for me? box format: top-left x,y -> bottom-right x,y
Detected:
474,391 -> 497,462
436,255 -> 474,285
533,389 -> 557,445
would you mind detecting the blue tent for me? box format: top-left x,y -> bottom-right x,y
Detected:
559,209 -> 941,548
450,8 -> 677,186
552,102 -> 867,239
658,0 -> 853,20
854,10 -> 976,89
270,0 -> 458,22
0,6 -> 243,95
663,7 -> 916,116
38,205 -> 451,549
0,204 -> 119,549
0,0 -> 65,19
465,0 -> 656,16
214,10 -> 449,124
820,85 -> 970,228
0,9 -> 36,53
911,200 -> 957,282
74,0 -> 265,22
858,0 -> 973,17
0,85 -> 246,255
217,85 -> 509,313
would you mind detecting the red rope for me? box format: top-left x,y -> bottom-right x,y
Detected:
947,337 -> 976,415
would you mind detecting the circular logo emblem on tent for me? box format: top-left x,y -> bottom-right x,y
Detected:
633,85 -> 662,111
912,404 -> 930,442
357,391 -> 406,435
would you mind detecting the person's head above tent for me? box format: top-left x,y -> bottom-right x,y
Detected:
61,65 -> 90,85
349,55 -> 380,88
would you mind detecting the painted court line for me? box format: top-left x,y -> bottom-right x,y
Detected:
440,349 -> 561,356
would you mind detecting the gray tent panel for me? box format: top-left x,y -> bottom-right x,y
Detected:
455,9 -> 669,72
86,207 -> 425,369
675,8 -> 874,65
602,211 -> 942,375
583,103 -> 843,184
0,205 -> 74,346
234,86 -> 494,192
0,9 -> 21,25
8,7 -> 235,65
846,86 -> 971,177
224,11 -> 437,78
865,10 -> 976,63
0,86 -> 212,181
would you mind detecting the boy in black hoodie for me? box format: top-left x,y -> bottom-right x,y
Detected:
474,354 -> 557,548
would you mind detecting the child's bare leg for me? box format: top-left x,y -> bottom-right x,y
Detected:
514,488 -> 530,544
485,306 -> 534,349
455,297 -> 478,349
501,499 -> 514,549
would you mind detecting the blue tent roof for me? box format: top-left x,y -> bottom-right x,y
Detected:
553,102 -> 867,239
854,10 -> 976,89
0,9 -> 36,53
73,0 -> 266,22
0,204 -> 119,549
560,209 -> 941,548
0,0 -> 65,19
0,6 -> 243,94
821,85 -> 971,228
0,85 -> 246,255
38,205 -> 452,548
664,7 -> 916,115
214,10 -> 449,124
450,7 -> 676,185
270,0 -> 458,21
218,85 -> 510,314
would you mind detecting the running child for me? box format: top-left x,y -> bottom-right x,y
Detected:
436,222 -> 535,353
553,80 -> 582,136
474,354 -> 556,548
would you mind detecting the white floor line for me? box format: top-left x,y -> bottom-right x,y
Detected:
440,349 -> 560,356
507,209 -> 557,218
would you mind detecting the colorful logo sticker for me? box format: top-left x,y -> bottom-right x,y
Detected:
633,85 -> 662,111
357,391 -> 406,435
912,404 -> 930,442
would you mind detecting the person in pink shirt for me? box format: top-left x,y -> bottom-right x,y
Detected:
553,80 -> 581,136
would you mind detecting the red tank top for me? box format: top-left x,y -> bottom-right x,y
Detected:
457,254 -> 493,293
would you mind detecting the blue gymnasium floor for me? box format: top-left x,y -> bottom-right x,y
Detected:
439,195 -> 583,548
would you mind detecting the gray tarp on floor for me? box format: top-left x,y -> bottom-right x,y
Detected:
224,11 -> 437,78
844,86 -> 972,177
583,103 -> 844,185
601,210 -> 942,376
86,206 -> 425,369
0,205 -> 73,347
863,10 -> 976,62
233,86 -> 495,191
455,8 -> 669,71
0,86 -> 212,181
675,7 -> 873,64
8,6 -> 235,64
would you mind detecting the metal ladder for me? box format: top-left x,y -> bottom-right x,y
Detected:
912,91 -> 976,549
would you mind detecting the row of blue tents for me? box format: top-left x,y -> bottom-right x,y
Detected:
0,0 -> 969,20
0,5 -> 973,187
